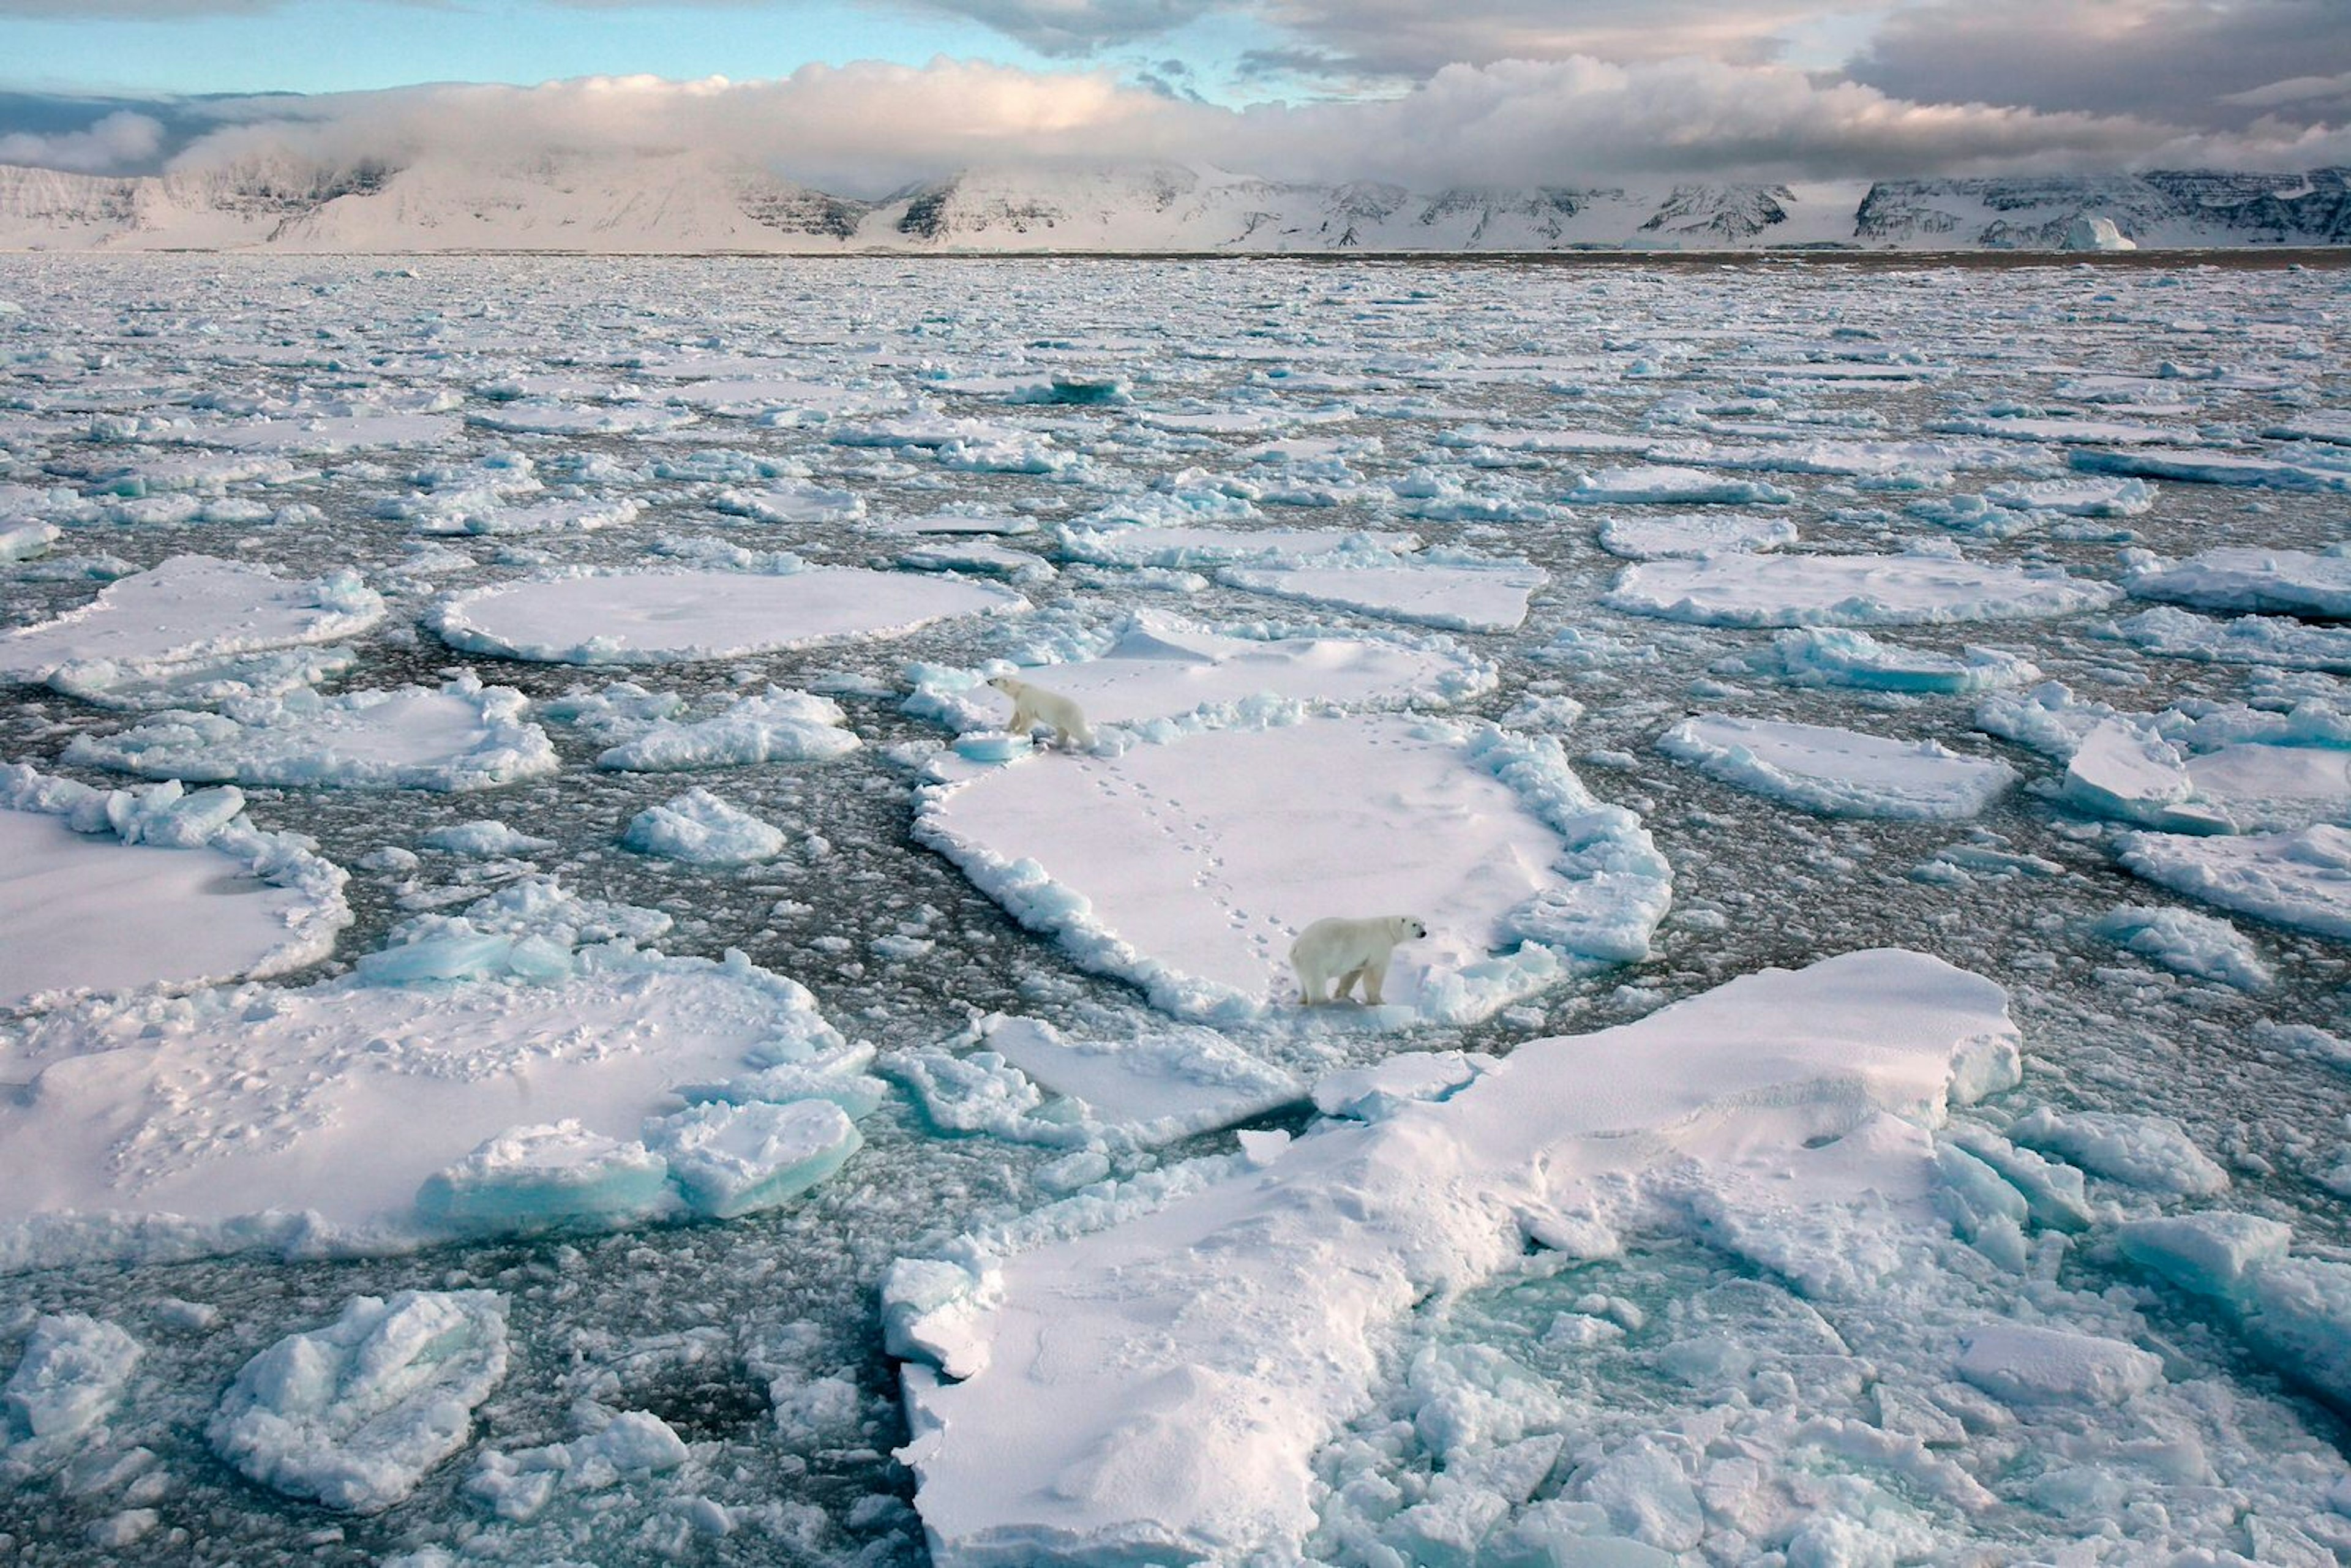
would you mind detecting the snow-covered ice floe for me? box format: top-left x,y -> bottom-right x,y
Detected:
1054,523 -> 1419,568
914,715 -> 1669,1025
2113,606 -> 2351,674
1594,511 -> 1797,560
2071,446 -> 2351,492
1754,627 -> 2039,694
1217,560 -> 1547,633
62,673 -> 559,792
0,762 -> 348,1007
2124,547 -> 2351,619
0,880 -> 863,1268
0,553 -> 383,686
1567,463 -> 1793,506
209,1289 -> 509,1514
1607,552 -> 2120,627
891,950 -> 2017,1566
429,567 -> 1027,664
621,787 -> 787,865
906,613 -> 1492,738
2117,824 -> 2351,940
1658,714 -> 2018,820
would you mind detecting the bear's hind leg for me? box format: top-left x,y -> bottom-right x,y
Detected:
1333,963 -> 1368,1002
1294,961 -> 1323,1006
1360,958 -> 1389,1006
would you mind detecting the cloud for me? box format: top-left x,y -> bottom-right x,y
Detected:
1848,0 -> 2351,130
0,109 -> 166,171
0,52 -> 2333,195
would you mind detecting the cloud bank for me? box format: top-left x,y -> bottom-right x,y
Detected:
80,54 -> 2336,198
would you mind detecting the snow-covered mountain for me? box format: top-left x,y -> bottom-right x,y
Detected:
1,155 -> 2344,252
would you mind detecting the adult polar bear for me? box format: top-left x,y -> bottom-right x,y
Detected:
1291,915 -> 1427,1007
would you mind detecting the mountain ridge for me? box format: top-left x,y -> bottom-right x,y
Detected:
1,154 -> 2346,253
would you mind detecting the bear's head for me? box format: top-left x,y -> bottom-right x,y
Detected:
1396,917 -> 1428,940
986,675 -> 1024,696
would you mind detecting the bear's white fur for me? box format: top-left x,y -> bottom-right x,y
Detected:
989,674 -> 1095,751
1290,915 -> 1427,1007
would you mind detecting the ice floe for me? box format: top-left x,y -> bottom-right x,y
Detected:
1608,552 -> 2120,627
64,673 -> 559,792
1594,512 -> 1797,559
1,763 -> 348,1007
1567,464 -> 1793,506
2124,547 -> 2351,618
907,613 -> 1491,739
1055,523 -> 1418,569
209,1289 -> 509,1514
893,950 -> 2015,1566
2118,824 -> 2351,940
915,715 -> 1669,1024
567,686 -> 861,771
0,882 -> 857,1266
1657,714 -> 2017,820
1218,560 -> 1547,632
430,567 -> 1027,664
1755,628 -> 2040,693
2071,446 -> 2351,491
0,553 -> 383,685
621,787 -> 787,864
2113,606 -> 2351,674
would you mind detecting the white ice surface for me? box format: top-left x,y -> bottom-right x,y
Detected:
1217,561 -> 1547,632
0,763 -> 348,1007
430,568 -> 1026,664
966,1014 -> 1302,1147
621,787 -> 788,864
895,950 -> 2015,1566
2126,547 -> 2351,618
208,1289 -> 508,1514
1761,628 -> 2039,694
2118,824 -> 2351,940
0,884 -> 850,1266
1608,553 -> 2119,627
1595,512 -> 1797,560
915,715 -> 1670,1024
0,554 -> 384,683
64,674 -> 560,792
590,688 -> 861,771
1658,714 -> 2017,820
907,613 -> 1491,737
1056,524 -> 1419,568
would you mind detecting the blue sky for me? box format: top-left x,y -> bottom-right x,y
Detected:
1,1 -> 2347,189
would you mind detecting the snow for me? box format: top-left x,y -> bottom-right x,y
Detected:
64,674 -> 560,792
893,950 -> 2017,1566
621,787 -> 788,864
1218,561 -> 1547,632
429,568 -> 1026,664
1954,1324 -> 2159,1406
915,716 -> 1670,1024
970,1014 -> 1302,1146
1657,714 -> 2017,820
1568,465 -> 1793,506
1595,512 -> 1798,559
208,1289 -> 509,1514
1607,552 -> 2120,627
0,763 -> 348,1007
907,613 -> 1490,737
0,885 -> 854,1265
1759,628 -> 2039,693
2119,824 -> 2351,940
1055,523 -> 1419,568
0,553 -> 384,685
2089,905 -> 2273,989
2126,547 -> 2351,618
588,687 -> 861,771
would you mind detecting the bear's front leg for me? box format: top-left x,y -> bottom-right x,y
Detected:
1007,703 -> 1038,737
1333,963 -> 1368,1002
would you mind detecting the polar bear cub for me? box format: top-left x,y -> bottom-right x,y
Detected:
1291,915 -> 1428,1007
989,673 -> 1095,751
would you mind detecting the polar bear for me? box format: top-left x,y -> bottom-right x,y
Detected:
989,674 -> 1095,751
1290,915 -> 1428,1007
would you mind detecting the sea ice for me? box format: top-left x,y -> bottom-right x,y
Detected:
1657,714 -> 2017,820
915,715 -> 1669,1024
642,1098 -> 863,1219
430,568 -> 1026,664
416,1121 -> 672,1229
1055,523 -> 1417,568
893,950 -> 2016,1566
2125,547 -> 2351,619
2088,905 -> 2272,990
2114,606 -> 2351,674
589,688 -> 861,771
907,613 -> 1490,738
1758,628 -> 2039,694
2072,447 -> 2351,491
962,1014 -> 1302,1147
64,674 -> 560,792
0,889 -> 851,1264
1567,465 -> 1793,506
1217,561 -> 1547,632
1594,512 -> 1797,560
1608,553 -> 2119,627
2118,824 -> 2351,940
1,1313 -> 143,1480
2006,1106 -> 2230,1196
621,787 -> 787,864
1,763 -> 348,1006
208,1289 -> 509,1514
0,553 -> 383,684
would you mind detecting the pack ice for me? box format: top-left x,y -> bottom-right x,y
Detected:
892,950 -> 2018,1566
1608,552 -> 2120,627
429,567 -> 1027,664
0,882 -> 863,1268
1658,714 -> 2017,820
1,763 -> 348,1007
915,715 -> 1669,1024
